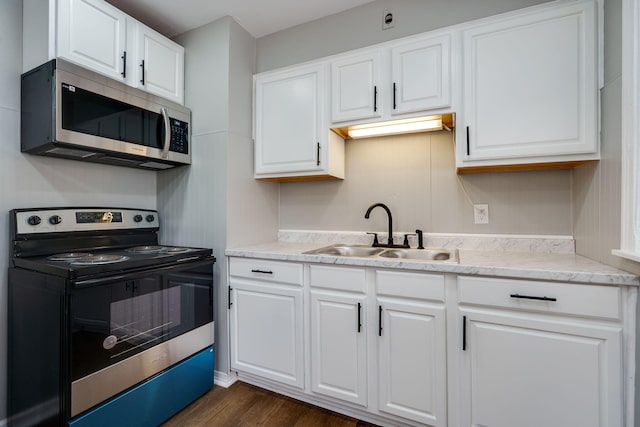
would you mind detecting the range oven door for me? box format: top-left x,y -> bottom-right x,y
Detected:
69,259 -> 214,417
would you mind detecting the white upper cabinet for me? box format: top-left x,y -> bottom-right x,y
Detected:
390,34 -> 452,116
23,0 -> 185,105
57,0 -> 128,81
330,33 -> 452,125
254,63 -> 345,181
458,0 -> 599,171
136,23 -> 185,104
331,52 -> 382,123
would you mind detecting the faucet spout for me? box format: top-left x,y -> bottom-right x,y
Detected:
364,203 -> 394,247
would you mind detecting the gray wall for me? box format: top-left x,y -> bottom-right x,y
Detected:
258,0 -> 574,237
1,0 -> 157,421
159,16 -> 278,379
573,0 -> 640,275
281,132 -> 572,235
257,0 -> 551,72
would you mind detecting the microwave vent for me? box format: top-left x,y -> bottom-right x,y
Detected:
46,147 -> 98,158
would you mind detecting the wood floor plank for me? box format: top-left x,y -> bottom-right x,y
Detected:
161,381 -> 380,427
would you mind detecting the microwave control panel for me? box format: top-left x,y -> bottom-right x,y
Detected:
170,119 -> 189,154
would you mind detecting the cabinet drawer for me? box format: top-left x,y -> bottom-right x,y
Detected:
458,276 -> 621,320
309,265 -> 366,293
229,257 -> 302,285
376,270 -> 445,302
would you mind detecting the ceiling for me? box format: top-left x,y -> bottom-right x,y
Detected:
105,0 -> 377,38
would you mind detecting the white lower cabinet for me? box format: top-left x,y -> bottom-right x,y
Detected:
228,258 -> 631,427
457,276 -> 624,427
229,258 -> 304,389
310,290 -> 367,405
309,265 -> 367,405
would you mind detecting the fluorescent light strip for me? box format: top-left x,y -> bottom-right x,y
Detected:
348,118 -> 443,139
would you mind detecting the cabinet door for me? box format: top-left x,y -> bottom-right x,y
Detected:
390,34 -> 451,115
310,290 -> 367,406
230,281 -> 304,388
378,298 -> 447,426
459,309 -> 622,427
137,23 -> 185,105
461,0 -> 597,163
57,0 -> 128,81
255,63 -> 324,175
331,52 -> 381,123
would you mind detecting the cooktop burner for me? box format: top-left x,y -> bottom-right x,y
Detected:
126,245 -> 165,253
162,247 -> 191,254
47,252 -> 93,261
71,255 -> 130,265
126,246 -> 192,254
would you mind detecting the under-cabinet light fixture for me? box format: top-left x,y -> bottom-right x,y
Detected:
347,116 -> 443,139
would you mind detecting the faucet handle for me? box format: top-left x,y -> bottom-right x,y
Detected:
366,232 -> 380,247
415,229 -> 424,249
402,233 -> 415,248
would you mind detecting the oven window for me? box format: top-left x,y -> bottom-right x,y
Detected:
108,285 -> 182,359
71,266 -> 212,381
61,83 -> 164,149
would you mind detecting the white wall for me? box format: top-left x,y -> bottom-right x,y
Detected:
1,0 -> 157,421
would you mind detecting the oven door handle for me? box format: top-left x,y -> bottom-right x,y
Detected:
161,107 -> 171,159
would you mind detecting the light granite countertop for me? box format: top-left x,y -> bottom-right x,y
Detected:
225,241 -> 640,287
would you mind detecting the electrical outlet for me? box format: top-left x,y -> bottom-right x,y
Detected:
382,10 -> 394,30
474,204 -> 489,224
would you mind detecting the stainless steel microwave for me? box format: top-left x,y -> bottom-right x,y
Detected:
21,59 -> 191,170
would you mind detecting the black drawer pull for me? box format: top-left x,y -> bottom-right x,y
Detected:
251,269 -> 273,274
357,302 -> 362,333
378,305 -> 383,337
510,293 -> 557,302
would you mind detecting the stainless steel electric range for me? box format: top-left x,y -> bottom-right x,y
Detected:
7,207 -> 215,427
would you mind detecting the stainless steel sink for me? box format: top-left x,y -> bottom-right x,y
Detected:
304,244 -> 385,257
304,244 -> 457,262
378,248 -> 457,262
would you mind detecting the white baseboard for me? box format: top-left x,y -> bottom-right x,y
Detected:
214,370 -> 238,388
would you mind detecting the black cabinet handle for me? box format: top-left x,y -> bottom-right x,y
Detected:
373,86 -> 378,112
316,142 -> 321,166
466,126 -> 470,156
357,302 -> 362,333
462,315 -> 467,351
251,269 -> 273,274
228,286 -> 233,309
140,59 -> 145,85
121,51 -> 127,78
392,82 -> 397,109
510,293 -> 557,302
378,305 -> 383,337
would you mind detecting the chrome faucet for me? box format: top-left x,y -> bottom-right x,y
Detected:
364,203 -> 396,247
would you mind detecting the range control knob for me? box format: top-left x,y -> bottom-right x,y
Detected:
133,215 -> 143,223
49,215 -> 62,225
27,215 -> 41,226
145,214 -> 155,223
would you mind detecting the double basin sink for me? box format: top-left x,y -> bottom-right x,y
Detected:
304,244 -> 458,263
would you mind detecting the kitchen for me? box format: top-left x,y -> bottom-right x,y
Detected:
2,0 -> 640,425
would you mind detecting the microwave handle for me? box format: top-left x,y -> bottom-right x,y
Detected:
161,107 -> 170,159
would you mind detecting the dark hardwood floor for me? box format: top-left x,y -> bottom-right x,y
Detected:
161,381 -> 379,426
